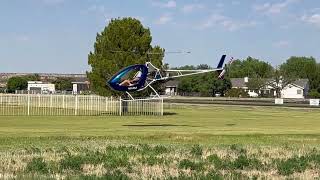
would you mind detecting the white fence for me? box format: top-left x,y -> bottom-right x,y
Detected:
0,94 -> 163,116
120,98 -> 163,116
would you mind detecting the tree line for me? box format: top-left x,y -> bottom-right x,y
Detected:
5,75 -> 73,93
175,56 -> 320,98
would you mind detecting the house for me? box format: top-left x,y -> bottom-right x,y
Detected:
27,81 -> 55,94
70,76 -> 90,94
164,80 -> 179,96
281,79 -> 309,99
72,81 -> 90,94
230,77 -> 309,99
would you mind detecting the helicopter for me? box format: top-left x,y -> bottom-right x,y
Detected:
107,53 -> 233,100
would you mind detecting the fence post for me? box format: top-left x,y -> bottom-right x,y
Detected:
75,95 -> 78,116
62,95 -> 65,109
90,95 -> 93,111
105,97 -> 108,112
119,97 -> 122,116
27,93 -> 30,116
161,98 -> 163,116
38,94 -> 40,107
50,94 -> 53,108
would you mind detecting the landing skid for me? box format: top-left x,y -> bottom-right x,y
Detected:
126,91 -> 135,100
125,85 -> 160,100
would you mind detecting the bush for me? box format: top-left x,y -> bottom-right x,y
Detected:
178,159 -> 204,171
308,89 -> 320,98
26,157 -> 49,174
230,144 -> 247,155
140,156 -> 165,166
232,155 -> 262,170
225,88 -> 249,98
60,155 -> 86,171
7,77 -> 28,93
207,154 -> 224,169
190,145 -> 203,156
80,170 -> 129,180
277,156 -> 309,175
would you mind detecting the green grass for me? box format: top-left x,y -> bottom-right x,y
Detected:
1,105 -> 320,136
0,105 -> 320,179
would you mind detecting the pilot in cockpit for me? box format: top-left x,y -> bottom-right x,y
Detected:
119,67 -> 142,87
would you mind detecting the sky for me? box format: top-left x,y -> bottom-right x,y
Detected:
0,0 -> 319,73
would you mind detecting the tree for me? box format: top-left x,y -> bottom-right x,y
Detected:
268,67 -> 296,98
196,64 -> 211,70
87,17 -> 164,96
246,78 -> 266,90
53,78 -> 73,91
173,65 -> 196,70
308,89 -> 320,98
177,72 -> 231,97
246,78 -> 267,96
228,57 -> 274,78
25,74 -> 41,81
211,78 -> 231,96
280,56 -> 320,90
7,77 -> 28,93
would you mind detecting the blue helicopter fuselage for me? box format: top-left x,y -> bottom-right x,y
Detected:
107,64 -> 148,92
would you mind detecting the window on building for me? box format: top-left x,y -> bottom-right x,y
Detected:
297,89 -> 302,95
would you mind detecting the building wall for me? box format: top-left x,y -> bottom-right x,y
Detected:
165,87 -> 177,96
72,83 -> 90,94
281,85 -> 304,99
28,82 -> 55,93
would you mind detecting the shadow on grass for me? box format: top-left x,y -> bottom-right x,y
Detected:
163,112 -> 178,116
226,123 -> 236,126
123,124 -> 199,127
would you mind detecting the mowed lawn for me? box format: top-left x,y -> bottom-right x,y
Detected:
0,105 -> 319,146
1,105 -> 320,179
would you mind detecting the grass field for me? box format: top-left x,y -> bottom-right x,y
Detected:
0,105 -> 320,179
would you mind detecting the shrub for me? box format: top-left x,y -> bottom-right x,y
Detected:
60,150 -> 130,171
207,154 -> 224,170
80,170 -> 129,180
190,145 -> 203,156
232,155 -> 262,170
225,88 -> 249,98
140,156 -> 165,166
153,145 -> 168,154
26,157 -> 49,174
230,144 -> 247,155
60,155 -> 86,171
178,159 -> 204,171
277,156 -> 309,175
308,89 -> 320,98
205,170 -> 223,180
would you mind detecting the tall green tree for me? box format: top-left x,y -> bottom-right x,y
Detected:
7,77 -> 28,93
228,57 -> 274,78
87,17 -> 164,96
53,78 -> 73,91
280,56 -> 320,90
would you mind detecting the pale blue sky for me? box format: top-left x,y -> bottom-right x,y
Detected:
0,0 -> 319,73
